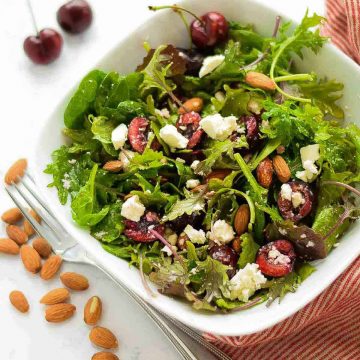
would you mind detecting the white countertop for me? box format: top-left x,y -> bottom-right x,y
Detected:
0,1 -> 324,359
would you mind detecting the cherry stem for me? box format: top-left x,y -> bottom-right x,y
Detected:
26,0 -> 39,36
322,180 -> 360,198
148,5 -> 204,25
149,228 -> 184,264
139,255 -> 157,298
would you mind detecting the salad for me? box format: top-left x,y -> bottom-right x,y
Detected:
45,6 -> 360,312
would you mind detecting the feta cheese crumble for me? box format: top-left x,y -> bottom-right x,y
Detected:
186,179 -> 200,189
306,241 -> 315,248
184,225 -> 206,244
296,144 -> 320,182
199,55 -> 225,78
291,191 -> 305,208
200,113 -> 238,141
268,247 -> 290,265
111,123 -> 128,150
159,125 -> 189,149
68,159 -> 77,164
208,220 -> 235,244
119,150 -> 134,170
190,160 -> 200,170
280,184 -> 292,201
120,195 -> 145,222
228,263 -> 267,302
161,245 -> 177,257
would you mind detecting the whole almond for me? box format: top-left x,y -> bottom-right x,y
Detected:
244,71 -> 276,91
4,159 -> 27,185
273,155 -> 291,183
60,272 -> 89,291
1,208 -> 23,224
23,209 -> 41,236
92,352 -> 119,360
206,169 -> 232,182
40,255 -> 63,280
9,290 -> 29,313
232,237 -> 242,253
89,327 -> 118,349
103,160 -> 123,173
234,204 -> 250,235
20,244 -> 42,273
6,225 -> 28,245
0,238 -> 20,255
40,288 -> 70,305
256,157 -> 274,189
32,237 -> 52,258
178,97 -> 203,114
84,296 -> 102,325
45,303 -> 76,323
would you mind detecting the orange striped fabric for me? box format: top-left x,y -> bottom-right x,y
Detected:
207,257 -> 360,359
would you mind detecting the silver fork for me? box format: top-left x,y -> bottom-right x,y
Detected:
5,172 -> 231,360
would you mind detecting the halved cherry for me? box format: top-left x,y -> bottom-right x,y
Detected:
277,181 -> 314,222
209,244 -> 239,278
128,117 -> 160,153
240,114 -> 261,149
256,240 -> 296,277
124,211 -> 165,243
176,111 -> 204,149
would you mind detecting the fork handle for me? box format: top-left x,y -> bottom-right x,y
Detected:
90,261 -> 198,360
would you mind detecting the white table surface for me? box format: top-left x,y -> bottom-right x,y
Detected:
0,1 -> 324,359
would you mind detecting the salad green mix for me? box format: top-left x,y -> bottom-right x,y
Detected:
45,7 -> 360,312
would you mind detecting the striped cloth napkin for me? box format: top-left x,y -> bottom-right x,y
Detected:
207,1 -> 360,358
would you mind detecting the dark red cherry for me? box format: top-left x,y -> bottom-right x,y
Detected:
190,12 -> 228,49
23,28 -> 63,65
128,117 -> 160,154
256,240 -> 296,277
277,181 -> 314,223
124,212 -> 165,243
176,111 -> 204,149
240,114 -> 262,149
209,244 -> 239,278
57,0 -> 93,34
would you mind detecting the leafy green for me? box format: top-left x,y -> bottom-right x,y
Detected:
64,70 -> 106,129
90,115 -> 117,156
237,233 -> 260,269
71,165 -> 109,227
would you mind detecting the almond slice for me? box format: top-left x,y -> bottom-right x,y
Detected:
9,290 -> 29,313
6,225 -> 28,245
4,159 -> 27,185
0,238 -> 20,255
40,288 -> 70,305
20,244 -> 42,273
1,208 -> 23,224
92,352 -> 119,360
89,327 -> 118,349
23,209 -> 42,236
32,237 -> 52,258
84,296 -> 102,325
40,255 -> 63,280
45,303 -> 76,323
60,272 -> 89,291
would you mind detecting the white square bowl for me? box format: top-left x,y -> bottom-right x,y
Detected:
32,0 -> 360,336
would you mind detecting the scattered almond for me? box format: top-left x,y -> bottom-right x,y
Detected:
205,169 -> 232,182
1,208 -> 23,224
234,204 -> 250,235
6,225 -> 28,245
20,244 -> 42,273
9,290 -> 29,313
273,155 -> 291,183
92,352 -> 119,360
178,97 -> 203,114
256,157 -> 274,189
60,272 -> 89,291
4,159 -> 27,185
23,209 -> 41,236
40,288 -> 70,305
32,237 -> 52,258
89,326 -> 118,349
45,303 -> 76,323
40,255 -> 63,280
84,296 -> 102,325
232,237 -> 242,253
244,71 -> 276,91
0,238 -> 20,255
103,160 -> 123,173
190,184 -> 207,193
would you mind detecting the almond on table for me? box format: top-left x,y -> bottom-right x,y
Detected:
1,208 -> 23,224
23,209 -> 42,236
9,290 -> 29,313
20,244 -> 42,273
32,237 -> 52,258
92,352 -> 119,360
89,326 -> 118,349
45,303 -> 76,323
0,238 -> 20,255
40,255 -> 63,280
40,288 -> 70,305
4,159 -> 27,185
6,225 -> 28,245
84,296 -> 102,325
60,272 -> 89,291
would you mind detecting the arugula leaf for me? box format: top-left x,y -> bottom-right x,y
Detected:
237,233 -> 260,269
64,70 -> 106,129
90,115 -> 117,156
266,272 -> 299,306
95,71 -> 120,113
71,164 -> 109,227
215,296 -> 265,311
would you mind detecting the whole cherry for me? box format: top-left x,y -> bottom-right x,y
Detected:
23,29 -> 63,65
57,0 -> 93,34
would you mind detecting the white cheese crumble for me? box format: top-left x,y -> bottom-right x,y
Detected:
300,234 -> 307,239
161,245 -> 177,257
228,263 -> 267,302
111,123 -> 128,150
184,225 -> 206,244
306,241 -> 315,248
268,247 -> 290,265
175,157 -> 186,164
291,192 -> 305,208
119,150 -> 135,170
296,144 -> 320,183
208,220 -> 235,244
190,160 -> 200,170
155,108 -> 170,118
159,125 -> 189,149
199,55 -> 225,78
200,113 -> 238,141
62,178 -> 71,190
120,195 -> 145,222
186,179 -> 200,189
280,184 -> 292,201
68,159 -> 77,164
278,228 -> 287,236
